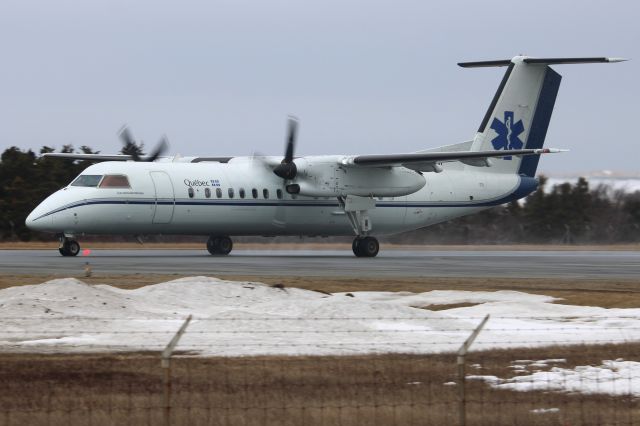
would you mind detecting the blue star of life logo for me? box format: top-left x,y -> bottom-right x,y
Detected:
490,111 -> 524,160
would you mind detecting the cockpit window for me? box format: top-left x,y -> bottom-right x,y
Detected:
99,175 -> 131,188
70,175 -> 103,187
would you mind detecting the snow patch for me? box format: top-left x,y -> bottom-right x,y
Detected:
530,408 -> 560,414
335,290 -> 559,308
470,360 -> 640,397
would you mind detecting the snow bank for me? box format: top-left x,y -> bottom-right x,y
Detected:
1,277 -> 640,356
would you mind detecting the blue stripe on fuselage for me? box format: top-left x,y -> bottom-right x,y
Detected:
31,176 -> 538,221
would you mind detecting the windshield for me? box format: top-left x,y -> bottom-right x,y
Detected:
99,175 -> 130,188
70,175 -> 103,187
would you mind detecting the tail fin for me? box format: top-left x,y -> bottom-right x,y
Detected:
462,56 -> 625,177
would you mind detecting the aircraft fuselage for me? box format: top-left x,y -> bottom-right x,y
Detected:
26,159 -> 534,237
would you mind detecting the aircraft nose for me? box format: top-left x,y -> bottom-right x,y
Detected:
25,204 -> 53,231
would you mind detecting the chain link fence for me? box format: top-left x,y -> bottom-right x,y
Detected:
1,315 -> 639,425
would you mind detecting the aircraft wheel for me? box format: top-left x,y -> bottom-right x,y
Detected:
360,236 -> 379,257
206,236 -> 218,255
218,236 -> 233,255
207,236 -> 233,255
352,237 -> 362,256
60,239 -> 80,257
352,236 -> 379,258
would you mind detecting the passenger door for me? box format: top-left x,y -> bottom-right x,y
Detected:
149,171 -> 175,224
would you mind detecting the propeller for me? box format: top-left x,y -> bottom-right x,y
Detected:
270,116 -> 302,227
273,116 -> 298,180
118,125 -> 168,162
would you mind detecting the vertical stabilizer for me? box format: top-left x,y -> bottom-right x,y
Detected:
466,56 -> 562,176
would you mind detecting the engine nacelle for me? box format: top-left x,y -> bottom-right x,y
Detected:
289,158 -> 426,197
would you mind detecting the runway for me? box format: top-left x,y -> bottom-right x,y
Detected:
0,249 -> 639,279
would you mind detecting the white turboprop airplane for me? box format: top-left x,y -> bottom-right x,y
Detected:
26,56 -> 625,257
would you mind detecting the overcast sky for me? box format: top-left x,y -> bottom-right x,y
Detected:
0,0 -> 637,175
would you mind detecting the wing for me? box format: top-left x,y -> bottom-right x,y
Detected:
41,153 -> 239,163
344,148 -> 567,172
42,153 -> 137,161
41,153 -> 173,162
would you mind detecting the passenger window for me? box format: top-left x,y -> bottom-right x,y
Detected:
228,188 -> 234,198
239,188 -> 245,199
71,175 -> 103,187
188,187 -> 194,198
276,189 -> 283,200
263,189 -> 269,199
252,188 -> 258,199
99,174 -> 130,188
216,188 -> 222,198
205,187 -> 211,198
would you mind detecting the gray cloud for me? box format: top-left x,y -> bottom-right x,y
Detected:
0,0 -> 636,174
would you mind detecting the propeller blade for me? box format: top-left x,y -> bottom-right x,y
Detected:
118,125 -> 142,162
273,116 -> 299,179
284,116 -> 298,163
118,125 -> 168,162
144,136 -> 169,162
119,126 -> 133,145
251,152 -> 277,173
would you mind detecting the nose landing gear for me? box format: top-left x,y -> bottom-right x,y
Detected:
352,236 -> 379,258
59,238 -> 80,257
206,235 -> 233,255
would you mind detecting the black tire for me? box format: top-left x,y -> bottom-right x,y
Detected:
218,236 -> 233,255
206,236 -> 233,255
352,238 -> 361,256
206,236 -> 219,255
359,237 -> 379,258
66,240 -> 80,256
60,240 -> 80,257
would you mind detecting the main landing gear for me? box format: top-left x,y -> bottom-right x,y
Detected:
337,195 -> 379,258
207,235 -> 233,255
352,236 -> 379,258
59,237 -> 80,257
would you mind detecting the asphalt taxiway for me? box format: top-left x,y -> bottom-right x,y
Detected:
0,249 -> 638,279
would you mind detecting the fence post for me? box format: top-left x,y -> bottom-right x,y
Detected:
457,314 -> 489,426
161,315 -> 192,426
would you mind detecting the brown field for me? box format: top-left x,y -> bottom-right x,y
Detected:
1,344 -> 638,426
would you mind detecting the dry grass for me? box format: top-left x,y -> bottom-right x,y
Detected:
420,302 -> 479,311
0,344 -> 638,426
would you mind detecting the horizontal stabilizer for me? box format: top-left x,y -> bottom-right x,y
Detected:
459,57 -> 628,68
458,60 -> 512,68
523,57 -> 627,65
